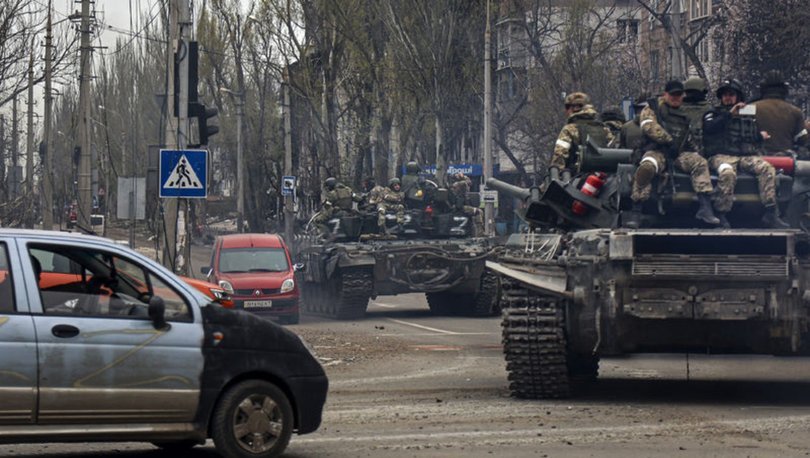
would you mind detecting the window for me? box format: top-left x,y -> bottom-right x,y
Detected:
0,244 -> 14,313
617,19 -> 640,43
30,244 -> 190,321
219,248 -> 290,273
691,0 -> 710,20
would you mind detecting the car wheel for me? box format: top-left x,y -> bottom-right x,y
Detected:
151,439 -> 201,452
212,380 -> 294,458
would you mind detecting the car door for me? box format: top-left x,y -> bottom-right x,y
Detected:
0,238 -> 37,424
22,238 -> 205,424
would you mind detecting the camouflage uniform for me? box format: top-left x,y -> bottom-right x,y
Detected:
449,173 -> 483,235
550,105 -> 615,171
312,180 -> 360,235
709,155 -> 776,212
378,178 -> 405,229
600,106 -> 625,142
631,98 -> 713,202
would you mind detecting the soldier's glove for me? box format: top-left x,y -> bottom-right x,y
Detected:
561,169 -> 572,183
549,167 -> 561,181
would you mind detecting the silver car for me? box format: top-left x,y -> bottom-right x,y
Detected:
0,229 -> 327,457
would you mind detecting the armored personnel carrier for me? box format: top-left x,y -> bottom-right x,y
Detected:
296,185 -> 499,320
487,143 -> 810,398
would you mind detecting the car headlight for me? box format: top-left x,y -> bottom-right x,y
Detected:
218,280 -> 234,295
280,278 -> 295,294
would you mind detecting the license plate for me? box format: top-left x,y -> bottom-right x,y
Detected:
243,300 -> 273,308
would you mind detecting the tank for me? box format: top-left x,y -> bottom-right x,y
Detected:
296,186 -> 500,320
487,145 -> 810,399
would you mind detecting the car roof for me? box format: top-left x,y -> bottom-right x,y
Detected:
218,233 -> 286,249
0,228 -> 113,243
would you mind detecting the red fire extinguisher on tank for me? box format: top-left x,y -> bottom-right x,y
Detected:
572,172 -> 607,215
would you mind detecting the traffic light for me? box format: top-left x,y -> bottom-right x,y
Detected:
189,102 -> 219,146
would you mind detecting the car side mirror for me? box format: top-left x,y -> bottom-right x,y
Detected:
148,296 -> 170,331
293,263 -> 305,272
200,266 -> 212,277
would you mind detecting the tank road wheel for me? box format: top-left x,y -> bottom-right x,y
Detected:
501,280 -> 570,399
469,269 -> 501,317
331,268 -> 372,320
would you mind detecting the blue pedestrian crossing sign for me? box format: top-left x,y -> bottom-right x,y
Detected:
159,149 -> 208,198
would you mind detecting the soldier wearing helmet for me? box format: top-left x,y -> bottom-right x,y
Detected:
751,70 -> 808,155
680,77 -> 712,147
702,78 -> 788,229
377,177 -> 405,231
312,177 -> 362,238
549,92 -> 614,180
626,79 -> 719,228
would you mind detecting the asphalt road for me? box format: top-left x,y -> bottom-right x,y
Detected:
6,243 -> 810,457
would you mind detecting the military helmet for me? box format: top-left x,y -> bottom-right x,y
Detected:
715,78 -> 745,102
564,92 -> 590,107
600,106 -> 625,123
388,177 -> 401,188
683,76 -> 707,94
405,161 -> 420,174
633,93 -> 650,109
760,70 -> 787,89
324,177 -> 337,190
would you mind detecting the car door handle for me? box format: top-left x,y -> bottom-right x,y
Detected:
52,324 -> 80,338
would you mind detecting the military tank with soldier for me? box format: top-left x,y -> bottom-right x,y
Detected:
297,166 -> 499,320
484,76 -> 810,399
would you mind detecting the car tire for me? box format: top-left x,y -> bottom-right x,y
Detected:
212,380 -> 294,458
151,439 -> 201,451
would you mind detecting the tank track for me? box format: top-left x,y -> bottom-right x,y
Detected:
300,268 -> 372,320
501,278 -> 571,399
470,268 -> 501,317
425,269 -> 500,317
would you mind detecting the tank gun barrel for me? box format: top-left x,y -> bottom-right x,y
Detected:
485,178 -> 535,201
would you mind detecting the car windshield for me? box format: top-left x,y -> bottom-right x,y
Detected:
219,248 -> 289,273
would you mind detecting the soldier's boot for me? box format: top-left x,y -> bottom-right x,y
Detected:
762,205 -> 790,229
695,194 -> 721,226
623,203 -> 643,229
716,213 -> 731,229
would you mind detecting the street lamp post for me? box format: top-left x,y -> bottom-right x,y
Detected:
220,88 -> 245,233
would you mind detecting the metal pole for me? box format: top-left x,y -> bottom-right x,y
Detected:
77,0 -> 92,229
178,0 -> 191,275
283,69 -> 294,250
26,47 -> 34,228
483,0 -> 494,236
43,0 -> 54,230
236,95 -> 244,233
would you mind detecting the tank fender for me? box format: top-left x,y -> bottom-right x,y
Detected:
485,260 -> 572,299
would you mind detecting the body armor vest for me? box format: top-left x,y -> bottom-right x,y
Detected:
704,108 -> 760,156
656,103 -> 691,153
332,185 -> 354,210
680,100 -> 710,147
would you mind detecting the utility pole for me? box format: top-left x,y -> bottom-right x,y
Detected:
283,71 -> 294,249
77,0 -> 93,229
483,0 -> 494,236
42,0 -> 54,230
236,94 -> 245,233
163,2 -> 179,269
26,47 -> 34,228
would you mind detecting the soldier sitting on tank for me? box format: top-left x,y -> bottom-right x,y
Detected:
449,172 -> 483,234
751,70 -> 809,157
600,106 -> 625,141
681,77 -> 712,147
625,80 -> 720,229
702,79 -> 789,229
549,92 -> 614,182
359,176 -> 386,212
377,177 -> 405,232
312,177 -> 362,237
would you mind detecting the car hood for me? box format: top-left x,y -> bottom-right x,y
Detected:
201,305 -> 324,375
219,271 -> 290,289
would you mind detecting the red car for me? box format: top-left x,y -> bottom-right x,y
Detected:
203,233 -> 300,324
